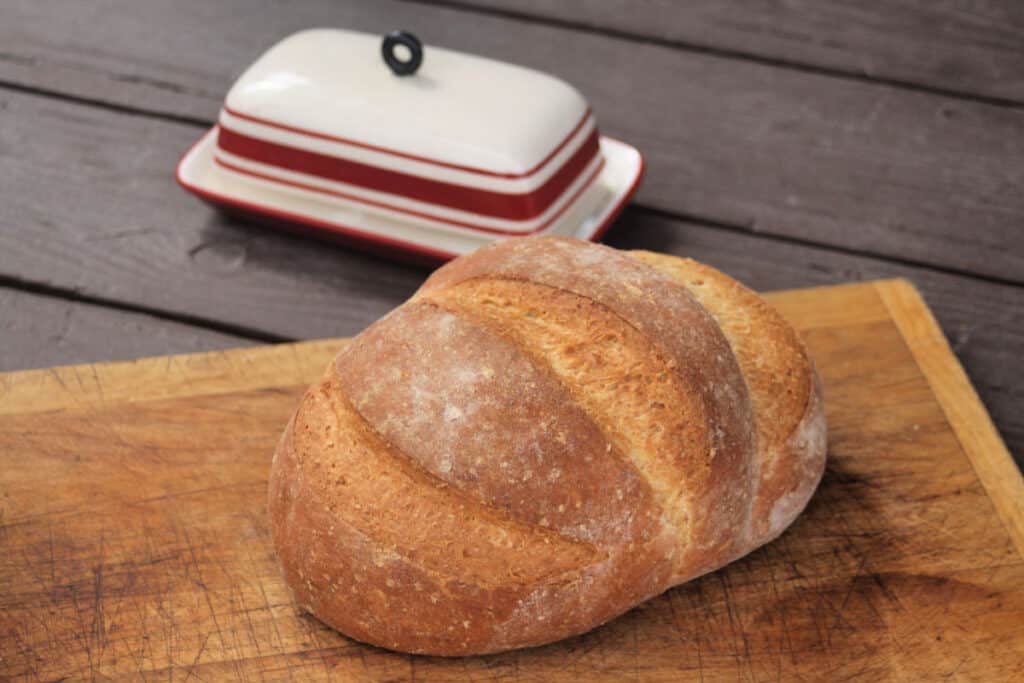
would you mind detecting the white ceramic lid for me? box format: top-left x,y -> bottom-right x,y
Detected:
214,29 -> 604,236
222,28 -> 589,175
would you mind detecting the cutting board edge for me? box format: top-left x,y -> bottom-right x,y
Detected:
874,278 -> 1024,560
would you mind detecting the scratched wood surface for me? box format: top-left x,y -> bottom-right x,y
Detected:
2,279 -> 1022,682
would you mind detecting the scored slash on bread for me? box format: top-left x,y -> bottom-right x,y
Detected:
630,251 -> 828,551
268,237 -> 827,656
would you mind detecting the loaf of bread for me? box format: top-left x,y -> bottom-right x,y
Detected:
268,237 -> 826,656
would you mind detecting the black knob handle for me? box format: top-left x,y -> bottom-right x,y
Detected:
382,30 -> 423,76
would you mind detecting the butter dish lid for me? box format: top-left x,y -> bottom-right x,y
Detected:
222,28 -> 590,176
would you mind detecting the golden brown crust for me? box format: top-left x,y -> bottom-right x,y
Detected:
269,365 -> 673,655
268,237 -> 826,655
629,251 -> 828,551
335,300 -> 664,552
266,374 -> 663,655
418,237 -> 758,575
764,369 -> 827,543
418,277 -> 722,577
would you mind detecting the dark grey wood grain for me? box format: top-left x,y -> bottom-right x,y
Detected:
0,287 -> 249,371
0,87 -> 1019,462
0,89 -> 426,341
2,0 -> 1023,281
458,0 -> 1024,103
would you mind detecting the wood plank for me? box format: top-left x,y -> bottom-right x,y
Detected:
1,0 -> 1023,280
876,279 -> 1024,559
762,281 -> 890,330
0,87 -> 1019,463
461,0 -> 1024,104
0,287 -> 249,372
2,281 -> 1023,680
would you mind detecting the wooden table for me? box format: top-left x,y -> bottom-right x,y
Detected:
1,0 -> 1021,473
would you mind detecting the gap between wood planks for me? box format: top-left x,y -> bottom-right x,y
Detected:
0,80 -> 1018,295
0,79 -> 212,128
0,276 -> 292,345
401,0 -> 1024,111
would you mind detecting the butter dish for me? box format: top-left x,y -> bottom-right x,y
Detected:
177,29 -> 643,261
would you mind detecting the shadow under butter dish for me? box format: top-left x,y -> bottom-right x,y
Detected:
267,236 -> 826,655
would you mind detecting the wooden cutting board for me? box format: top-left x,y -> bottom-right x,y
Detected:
2,279 -> 1022,682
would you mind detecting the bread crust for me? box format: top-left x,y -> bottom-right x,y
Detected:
628,252 -> 828,553
268,237 -> 826,655
269,363 -> 675,655
418,237 -> 758,576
